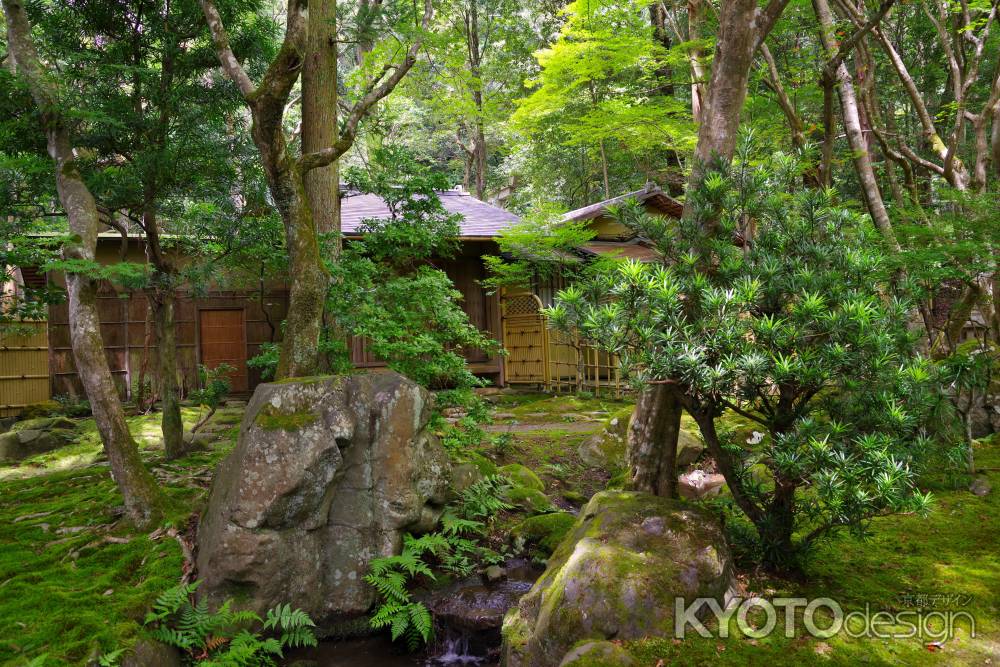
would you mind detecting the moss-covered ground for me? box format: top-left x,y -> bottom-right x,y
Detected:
476,392 -> 1000,665
2,390 -> 999,666
0,406 -> 243,666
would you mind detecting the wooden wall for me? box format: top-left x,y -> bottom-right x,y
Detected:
48,285 -> 288,399
0,321 -> 50,416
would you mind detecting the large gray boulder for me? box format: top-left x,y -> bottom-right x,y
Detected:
196,372 -> 450,632
502,491 -> 733,667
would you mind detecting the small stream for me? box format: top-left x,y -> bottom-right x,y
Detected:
284,560 -> 541,667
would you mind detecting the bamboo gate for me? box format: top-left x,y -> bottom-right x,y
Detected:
500,290 -> 624,397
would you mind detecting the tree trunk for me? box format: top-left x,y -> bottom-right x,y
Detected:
3,0 -> 164,528
992,104 -> 1000,179
688,0 -> 707,123
151,290 -> 185,459
759,481 -> 797,570
303,0 -> 341,240
814,0 -> 899,250
263,153 -> 327,379
687,0 -> 769,191
466,0 -> 487,200
626,384 -> 681,498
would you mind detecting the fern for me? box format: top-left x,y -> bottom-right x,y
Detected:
365,471 -> 517,650
97,649 -> 125,667
140,580 -> 316,666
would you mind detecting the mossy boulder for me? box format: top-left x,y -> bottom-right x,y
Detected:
578,407 -> 703,470
502,491 -> 733,667
465,451 -> 499,477
0,427 -> 75,463
499,463 -> 545,491
10,416 -> 76,433
506,486 -> 556,514
558,640 -> 635,666
512,512 -> 577,556
577,408 -> 631,469
18,400 -> 62,420
197,372 -> 451,632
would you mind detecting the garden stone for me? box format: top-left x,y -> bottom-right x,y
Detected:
578,408 -> 703,470
499,463 -> 545,491
197,372 -> 451,632
18,400 -> 61,419
559,640 -> 635,666
183,431 -> 218,447
970,475 -> 991,497
502,491 -> 733,667
0,428 -> 73,463
450,462 -> 483,496
677,470 -> 727,500
676,429 -> 705,467
10,415 -> 76,433
121,639 -> 182,667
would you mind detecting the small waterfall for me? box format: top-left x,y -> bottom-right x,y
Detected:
427,628 -> 484,665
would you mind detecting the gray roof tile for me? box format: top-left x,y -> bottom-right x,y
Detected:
341,189 -> 521,238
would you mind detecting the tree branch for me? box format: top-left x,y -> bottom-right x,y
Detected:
755,0 -> 793,48
299,0 -> 433,173
198,0 -> 255,97
824,0 -> 895,78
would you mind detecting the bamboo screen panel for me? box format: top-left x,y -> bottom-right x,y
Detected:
546,330 -> 623,397
500,290 -> 626,398
501,293 -> 549,384
0,321 -> 50,416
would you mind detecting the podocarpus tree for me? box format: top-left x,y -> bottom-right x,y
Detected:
200,0 -> 433,378
547,146 -> 939,570
2,0 -> 164,526
625,0 -> 791,499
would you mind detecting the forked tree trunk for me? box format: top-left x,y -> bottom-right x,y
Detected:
201,0 -> 430,379
627,0 -> 791,495
3,0 -> 164,527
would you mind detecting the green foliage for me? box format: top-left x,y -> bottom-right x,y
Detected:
323,148 -> 498,390
508,0 -> 695,207
189,365 -> 235,413
548,134 -> 946,570
52,394 -> 93,418
365,474 -> 513,650
143,580 -> 316,666
0,221 -> 63,328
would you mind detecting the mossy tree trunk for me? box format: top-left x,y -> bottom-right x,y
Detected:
150,287 -> 185,459
3,0 -> 164,527
200,0 -> 432,378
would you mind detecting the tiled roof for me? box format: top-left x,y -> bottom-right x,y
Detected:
341,188 -> 522,238
561,185 -> 684,223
